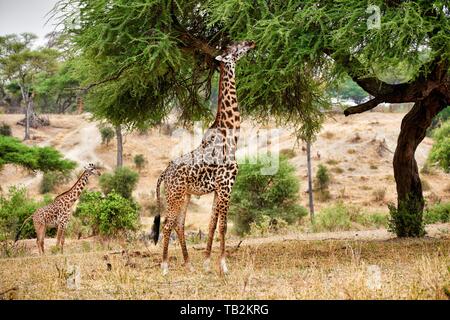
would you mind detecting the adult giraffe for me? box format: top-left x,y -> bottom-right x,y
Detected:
151,40 -> 255,275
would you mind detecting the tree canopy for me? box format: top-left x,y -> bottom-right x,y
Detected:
0,135 -> 76,172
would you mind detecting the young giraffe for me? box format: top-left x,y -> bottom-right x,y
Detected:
15,163 -> 101,254
151,40 -> 255,275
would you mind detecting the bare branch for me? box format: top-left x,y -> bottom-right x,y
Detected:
343,97 -> 384,116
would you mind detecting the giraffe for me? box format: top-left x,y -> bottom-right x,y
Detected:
15,163 -> 101,254
150,40 -> 255,275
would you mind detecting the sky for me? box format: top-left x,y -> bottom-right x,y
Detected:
0,0 -> 60,47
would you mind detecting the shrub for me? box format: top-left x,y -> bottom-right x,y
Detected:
229,155 -> 308,236
133,154 -> 146,171
39,170 -> 72,194
423,202 -> 450,224
99,126 -> 115,146
75,190 -> 140,236
388,196 -> 425,237
313,202 -> 388,232
428,121 -> 450,172
315,164 -> 330,190
0,186 -> 53,240
99,167 -> 139,199
0,122 -> 11,136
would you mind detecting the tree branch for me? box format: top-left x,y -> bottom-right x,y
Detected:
170,1 -> 219,59
343,97 -> 384,116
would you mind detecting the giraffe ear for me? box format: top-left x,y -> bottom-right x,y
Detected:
215,55 -> 223,62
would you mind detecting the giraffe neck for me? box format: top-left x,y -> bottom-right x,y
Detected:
208,62 -> 240,156
56,170 -> 90,205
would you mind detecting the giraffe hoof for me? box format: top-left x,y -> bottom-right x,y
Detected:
203,258 -> 211,273
220,258 -> 228,274
161,262 -> 169,276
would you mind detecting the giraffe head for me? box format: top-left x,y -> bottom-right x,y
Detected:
215,40 -> 255,65
84,163 -> 102,177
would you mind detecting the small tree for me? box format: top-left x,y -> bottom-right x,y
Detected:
99,167 -> 139,200
133,154 -> 146,172
39,170 -> 72,194
99,126 -> 115,146
315,164 -> 331,201
229,155 -> 308,235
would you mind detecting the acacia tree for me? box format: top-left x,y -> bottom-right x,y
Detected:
56,0 -> 449,237
0,33 -> 59,139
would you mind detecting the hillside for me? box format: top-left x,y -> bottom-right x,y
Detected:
0,112 -> 449,233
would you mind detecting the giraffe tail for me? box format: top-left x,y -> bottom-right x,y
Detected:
150,170 -> 165,245
15,215 -> 33,243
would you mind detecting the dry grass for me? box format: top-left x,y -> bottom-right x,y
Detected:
1,236 -> 449,300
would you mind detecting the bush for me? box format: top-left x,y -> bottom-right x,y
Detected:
0,186 -> 53,240
428,121 -> 450,172
0,135 -> 76,172
0,122 -> 11,136
75,190 -> 140,236
99,167 -> 139,199
133,154 -> 146,171
315,164 -> 330,190
313,202 -> 388,232
229,155 -> 308,236
388,196 -> 425,237
39,170 -> 72,194
423,202 -> 450,224
99,126 -> 115,146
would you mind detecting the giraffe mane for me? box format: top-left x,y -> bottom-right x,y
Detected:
54,169 -> 87,200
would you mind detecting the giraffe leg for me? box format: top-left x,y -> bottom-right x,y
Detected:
60,228 -> 66,254
174,194 -> 193,272
56,226 -> 63,251
161,196 -> 184,276
36,223 -> 45,255
204,192 -> 218,272
217,193 -> 231,275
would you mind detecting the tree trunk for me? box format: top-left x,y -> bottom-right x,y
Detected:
115,124 -> 123,168
306,141 -> 315,223
24,99 -> 31,140
392,93 -> 446,237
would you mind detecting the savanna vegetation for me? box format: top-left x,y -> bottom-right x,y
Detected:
1,0 -> 450,300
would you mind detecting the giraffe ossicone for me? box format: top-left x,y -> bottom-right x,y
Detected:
150,40 -> 255,275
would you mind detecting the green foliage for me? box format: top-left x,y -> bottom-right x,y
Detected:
388,197 -> 425,237
0,122 -> 11,136
315,164 -> 331,200
313,203 -> 388,232
423,202 -> 450,224
331,77 -> 369,103
39,171 -> 72,194
229,155 -> 307,235
75,190 -> 139,236
133,154 -> 146,171
0,186 -> 53,240
99,126 -> 115,146
99,167 -> 139,200
429,121 -> 450,172
0,135 -> 76,172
